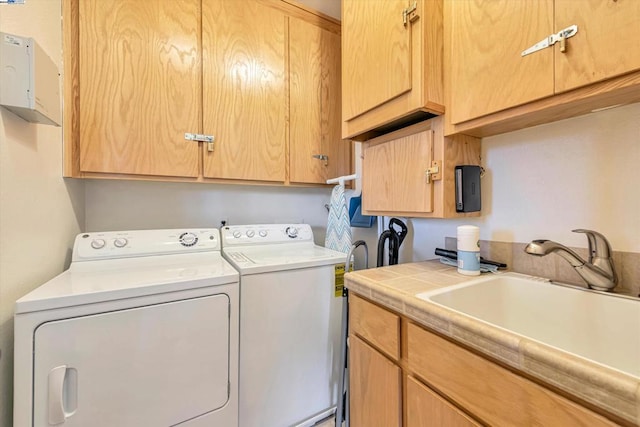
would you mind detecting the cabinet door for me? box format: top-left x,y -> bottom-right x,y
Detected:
407,323 -> 617,426
78,0 -> 201,177
202,0 -> 286,182
349,335 -> 401,427
406,376 -> 480,427
289,18 -> 349,184
362,125 -> 434,215
342,0 -> 412,121
555,0 -> 640,93
449,0 -> 554,124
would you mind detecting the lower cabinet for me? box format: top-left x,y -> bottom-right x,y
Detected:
348,293 -> 402,427
348,293 -> 619,427
349,336 -> 402,427
406,375 -> 479,427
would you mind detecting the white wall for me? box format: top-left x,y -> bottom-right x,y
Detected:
0,1 -> 85,425
296,0 -> 341,19
85,180 -> 377,251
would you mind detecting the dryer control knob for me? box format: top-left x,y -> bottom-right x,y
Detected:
113,238 -> 128,248
180,232 -> 198,247
232,230 -> 242,239
259,230 -> 268,237
246,230 -> 255,238
286,226 -> 298,238
91,239 -> 106,249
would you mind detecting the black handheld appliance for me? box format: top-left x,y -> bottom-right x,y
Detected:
377,218 -> 408,267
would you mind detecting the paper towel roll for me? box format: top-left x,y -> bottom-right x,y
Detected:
457,225 -> 480,276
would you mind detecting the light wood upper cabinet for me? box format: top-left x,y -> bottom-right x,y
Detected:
63,0 -> 349,185
342,0 -> 444,141
449,0 -> 554,124
555,0 -> 640,93
362,117 -> 481,219
446,0 -> 640,136
363,124 -> 435,215
202,1 -> 286,182
77,0 -> 201,177
289,17 -> 349,184
342,0 -> 411,122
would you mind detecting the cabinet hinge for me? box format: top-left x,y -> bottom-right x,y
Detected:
185,133 -> 215,152
402,1 -> 419,26
425,160 -> 442,184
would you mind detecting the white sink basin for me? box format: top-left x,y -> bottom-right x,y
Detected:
416,273 -> 640,378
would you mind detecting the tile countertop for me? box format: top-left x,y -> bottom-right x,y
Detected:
344,260 -> 640,426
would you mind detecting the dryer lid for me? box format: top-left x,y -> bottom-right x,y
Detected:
15,252 -> 238,314
223,243 -> 348,275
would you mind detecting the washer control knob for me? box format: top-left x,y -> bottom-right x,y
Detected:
246,230 -> 255,238
113,238 -> 128,248
179,232 -> 199,247
286,226 -> 299,238
259,230 -> 268,237
91,239 -> 106,249
232,230 -> 242,239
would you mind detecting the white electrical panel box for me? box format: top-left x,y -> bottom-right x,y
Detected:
0,32 -> 61,126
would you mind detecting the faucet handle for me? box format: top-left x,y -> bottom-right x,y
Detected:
572,229 -> 612,261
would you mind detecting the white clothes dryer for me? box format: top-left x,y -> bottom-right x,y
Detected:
14,229 -> 239,427
221,224 -> 348,427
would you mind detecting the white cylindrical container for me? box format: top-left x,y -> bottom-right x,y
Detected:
457,225 -> 480,276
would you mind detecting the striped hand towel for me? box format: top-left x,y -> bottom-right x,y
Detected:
325,184 -> 352,254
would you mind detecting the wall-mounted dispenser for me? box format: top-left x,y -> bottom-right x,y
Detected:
455,165 -> 482,212
0,32 -> 61,126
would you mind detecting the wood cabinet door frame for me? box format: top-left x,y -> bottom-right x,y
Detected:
76,0 -> 202,177
449,0 -> 554,124
201,0 -> 287,182
362,121 -> 435,215
555,0 -> 640,93
342,0 -> 413,121
349,334 -> 402,427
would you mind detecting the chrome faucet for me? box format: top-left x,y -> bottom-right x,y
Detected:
524,229 -> 618,291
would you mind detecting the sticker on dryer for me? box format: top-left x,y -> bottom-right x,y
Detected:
334,263 -> 345,297
334,262 -> 352,297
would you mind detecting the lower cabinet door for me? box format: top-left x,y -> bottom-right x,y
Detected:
406,375 -> 480,427
349,335 -> 401,427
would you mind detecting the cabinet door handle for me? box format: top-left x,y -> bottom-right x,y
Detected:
521,25 -> 578,56
184,133 -> 215,152
312,154 -> 329,166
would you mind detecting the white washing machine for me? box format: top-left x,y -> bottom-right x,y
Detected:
221,224 -> 348,427
14,229 -> 239,427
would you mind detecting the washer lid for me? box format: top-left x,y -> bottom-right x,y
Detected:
223,242 -> 348,275
15,252 -> 238,314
